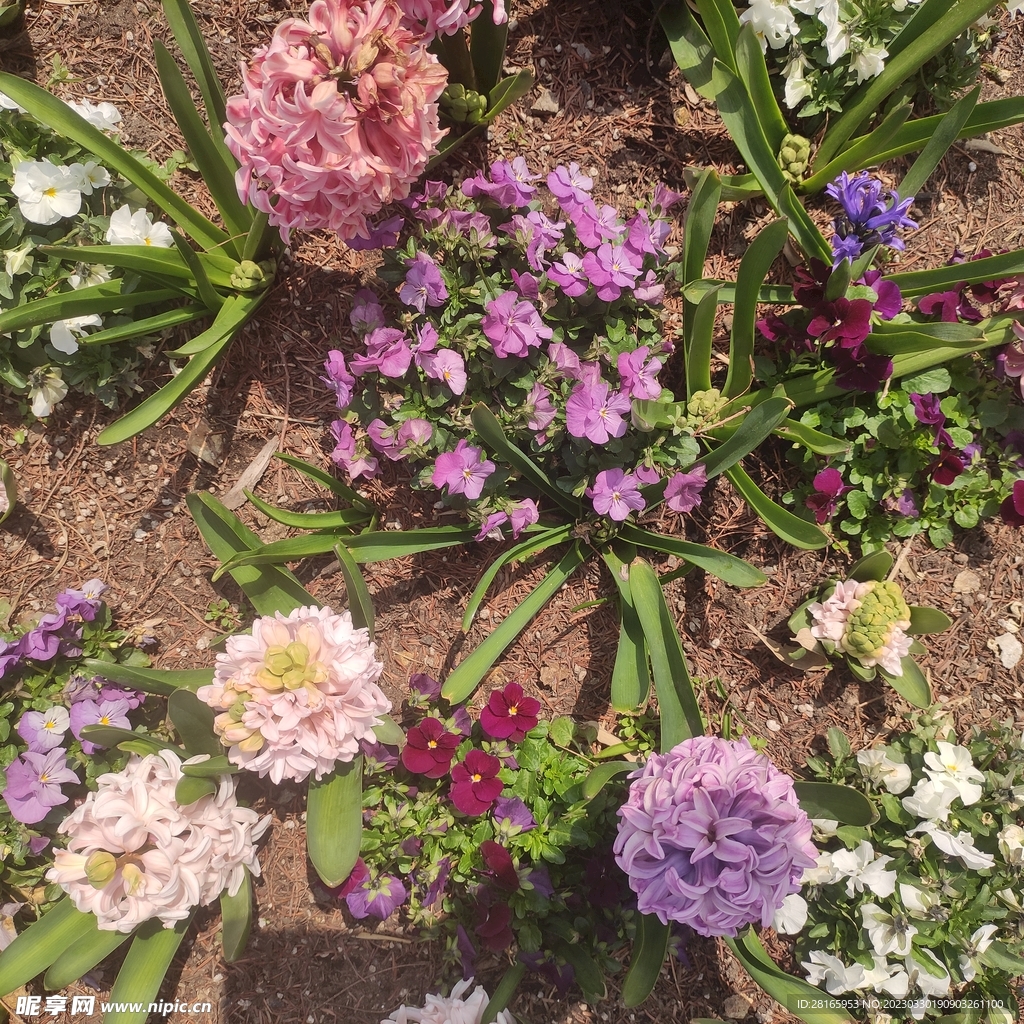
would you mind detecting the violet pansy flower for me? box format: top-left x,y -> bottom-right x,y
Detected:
565,381 -> 631,444
70,697 -> 131,755
17,707 -> 71,753
2,749 -> 78,825
481,291 -> 552,359
664,465 -> 707,513
399,251 -> 448,313
432,440 -> 495,500
618,346 -> 663,400
586,468 -> 645,522
345,872 -> 407,920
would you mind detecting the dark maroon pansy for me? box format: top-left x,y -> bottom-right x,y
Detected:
449,749 -> 503,815
479,682 -> 541,743
401,717 -> 460,779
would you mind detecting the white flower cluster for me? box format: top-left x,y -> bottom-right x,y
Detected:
381,978 -> 514,1024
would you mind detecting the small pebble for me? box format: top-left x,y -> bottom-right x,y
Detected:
766,719 -> 782,732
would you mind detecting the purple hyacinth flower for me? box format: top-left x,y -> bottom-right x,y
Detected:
565,381 -> 631,444
345,873 -> 407,920
805,467 -> 853,525
422,349 -> 467,395
826,172 -> 917,266
17,707 -> 70,753
399,252 -> 448,313
618,346 -> 663,400
432,440 -> 495,500
481,291 -> 553,359
665,465 -> 707,513
2,749 -> 78,824
587,469 -> 645,521
322,350 -> 355,409
70,697 -> 130,754
547,163 -> 593,207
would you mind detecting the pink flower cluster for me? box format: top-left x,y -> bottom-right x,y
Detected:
225,0 -> 448,243
48,751 -> 269,932
399,0 -> 507,38
197,605 -> 389,784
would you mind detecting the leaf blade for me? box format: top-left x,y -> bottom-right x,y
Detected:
307,758 -> 363,887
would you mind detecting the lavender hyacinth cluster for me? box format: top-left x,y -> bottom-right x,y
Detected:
826,171 -> 917,266
614,737 -> 818,937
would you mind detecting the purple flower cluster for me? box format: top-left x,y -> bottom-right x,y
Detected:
320,159 -> 701,529
826,171 -> 917,266
613,736 -> 817,937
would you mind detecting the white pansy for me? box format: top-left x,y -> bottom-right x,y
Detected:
831,841 -> 897,899
958,923 -> 998,982
861,902 -> 917,957
923,741 -> 984,806
783,54 -> 814,110
773,892 -> 808,935
850,43 -> 888,82
899,882 -> 943,920
997,823 -> 1024,867
28,368 -> 68,418
811,817 -> 840,837
905,948 -> 951,998
4,242 -> 34,277
67,161 -> 111,197
49,315 -> 102,355
802,951 -> 866,995
12,161 -> 83,226
911,821 -> 996,870
810,0 -> 850,64
65,98 -> 122,133
106,205 -> 174,247
901,777 -> 959,821
68,265 -> 112,290
802,849 -> 841,886
862,955 -> 910,997
738,0 -> 799,50
857,748 -> 913,794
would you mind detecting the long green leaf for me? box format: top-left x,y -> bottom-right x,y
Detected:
168,689 -> 221,757
307,758 -> 363,887
620,525 -> 767,588
181,754 -> 238,777
171,230 -> 224,311
334,543 -> 375,640
621,914 -> 670,1007
793,781 -> 879,825
885,249 -> 1024,296
79,724 -> 177,754
0,899 -> 96,996
154,41 -> 250,249
105,914 -> 195,1024
682,168 -> 722,288
725,464 -> 828,548
470,0 -> 508,94
462,525 -> 574,631
43,923 -> 129,991
658,1 -> 716,99
693,0 -> 741,74
80,304 -> 209,346
244,488 -> 369,531
0,282 -> 182,334
481,962 -> 526,1024
734,23 -> 787,150
815,0 -> 998,163
686,285 -> 719,396
220,869 -> 252,963
79,657 -> 212,694
582,759 -> 634,800
878,657 -> 932,707
602,544 -> 651,711
161,0 -> 228,130
0,73 -> 227,250
685,280 -> 794,305
97,292 -> 262,445
41,243 -> 236,288
471,404 -> 580,515
699,396 -> 793,480
627,558 -> 704,747
726,218 -> 789,398
185,491 -> 316,616
273,452 -> 375,511
898,86 -> 979,199
773,419 -> 850,455
441,543 -> 586,703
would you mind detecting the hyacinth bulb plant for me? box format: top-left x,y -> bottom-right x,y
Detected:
781,549 -> 953,706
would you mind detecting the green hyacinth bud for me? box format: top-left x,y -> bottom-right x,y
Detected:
841,580 -> 911,660
230,259 -> 273,292
684,388 -> 728,427
441,83 -> 488,124
778,134 -> 811,183
85,851 -> 118,888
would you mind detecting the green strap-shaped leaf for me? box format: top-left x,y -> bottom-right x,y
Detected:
244,488 -> 369,531
602,544 -> 651,712
161,0 -> 228,130
726,218 -> 789,398
824,257 -> 854,303
469,0 -> 508,94
0,899 -> 96,996
878,657 -> 932,707
307,758 -> 363,887
682,168 -> 722,289
658,1 -> 716,99
79,657 -> 212,694
462,524 -> 573,631
220,868 -> 252,963
104,913 -> 195,1024
727,928 -> 854,1024
471,404 -> 580,516
242,209 -> 273,262
801,103 -> 911,193
621,913 -> 670,1007
582,760 -> 634,800
441,543 -> 586,703
181,754 -> 238,777
175,775 -> 217,804
168,688 -> 221,757
886,250 -> 1024,296
0,281 -> 183,335
43,923 -> 129,991
154,41 -> 250,252
273,452 -> 375,511
907,606 -> 952,635
693,0 -> 741,74
684,280 -> 794,306
733,23 -> 787,151
627,558 -> 704,748
481,962 -> 526,1024
97,292 -> 263,445
41,243 -> 234,288
848,550 -> 893,581
185,492 -> 316,617
686,285 -> 719,397
773,419 -> 850,456
81,304 -> 209,347
899,86 -> 979,198
0,73 -> 227,251
794,781 -> 879,825
698,396 -> 793,480
334,543 -> 375,640
171,230 -> 225,311
548,939 -> 606,1002
865,321 -> 985,354
725,464 -> 828,549
79,724 -> 178,755
620,525 -> 767,588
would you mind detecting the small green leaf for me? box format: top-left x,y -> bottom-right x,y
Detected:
175,775 -> 217,804
168,689 -> 221,757
79,657 -> 212,694
371,714 -> 406,749
621,914 -> 670,1007
307,758 -> 363,887
582,760 -> 634,800
826,727 -> 851,761
725,465 -> 829,549
978,940 -> 1024,974
794,782 -> 878,825
848,550 -> 894,582
220,868 -> 252,963
907,606 -> 952,635
878,657 -> 932,708
333,543 -> 375,640
481,962 -> 526,1024
180,754 -> 238,778
548,939 -> 606,1002
620,525 -> 767,588
79,725 -> 177,755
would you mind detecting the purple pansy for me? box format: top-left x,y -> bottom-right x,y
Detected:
618,346 -> 663,400
492,796 -> 537,837
586,468 -> 645,521
481,291 -> 553,359
475,901 -> 514,952
480,840 -> 520,892
431,440 -> 495,500
55,580 -> 106,622
344,214 -> 402,251
450,749 -> 503,816
565,381 -> 631,444
408,673 -> 442,705
480,682 -> 541,743
16,707 -> 70,753
422,348 -> 467,395
322,350 -> 355,409
399,252 -> 449,313
345,873 -> 407,920
547,163 -> 593,207
582,243 -> 642,301
2,749 -> 78,824
330,421 -> 378,481
524,382 -> 557,434
69,697 -> 130,754
664,465 -> 707,513
349,289 -> 385,334
402,717 -> 460,778
1001,479 -> 1024,526
805,467 -> 853,525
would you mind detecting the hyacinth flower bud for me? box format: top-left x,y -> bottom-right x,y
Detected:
778,133 -> 811,182
85,851 -> 117,888
121,861 -> 146,897
841,580 -> 911,662
229,259 -> 272,292
685,388 -> 728,426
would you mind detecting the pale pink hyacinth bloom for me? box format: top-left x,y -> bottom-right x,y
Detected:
399,0 -> 507,37
48,751 -> 269,933
381,978 -> 514,1024
197,606 -> 389,784
225,0 -> 448,244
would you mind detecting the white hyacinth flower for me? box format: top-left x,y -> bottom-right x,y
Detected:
830,840 -> 897,899
901,777 -> 959,821
850,42 -> 889,82
861,902 -> 917,957
923,741 -> 984,806
106,205 -> 173,247
738,0 -> 799,50
773,892 -> 808,934
857,748 -> 913,794
49,314 -> 102,355
802,951 -> 866,995
28,368 -> 68,418
67,161 -> 111,197
12,161 -> 83,225
65,97 -> 123,132
910,821 -> 996,870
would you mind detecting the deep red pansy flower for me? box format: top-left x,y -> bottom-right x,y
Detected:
401,717 -> 459,778
479,682 -> 541,743
449,749 -> 503,815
